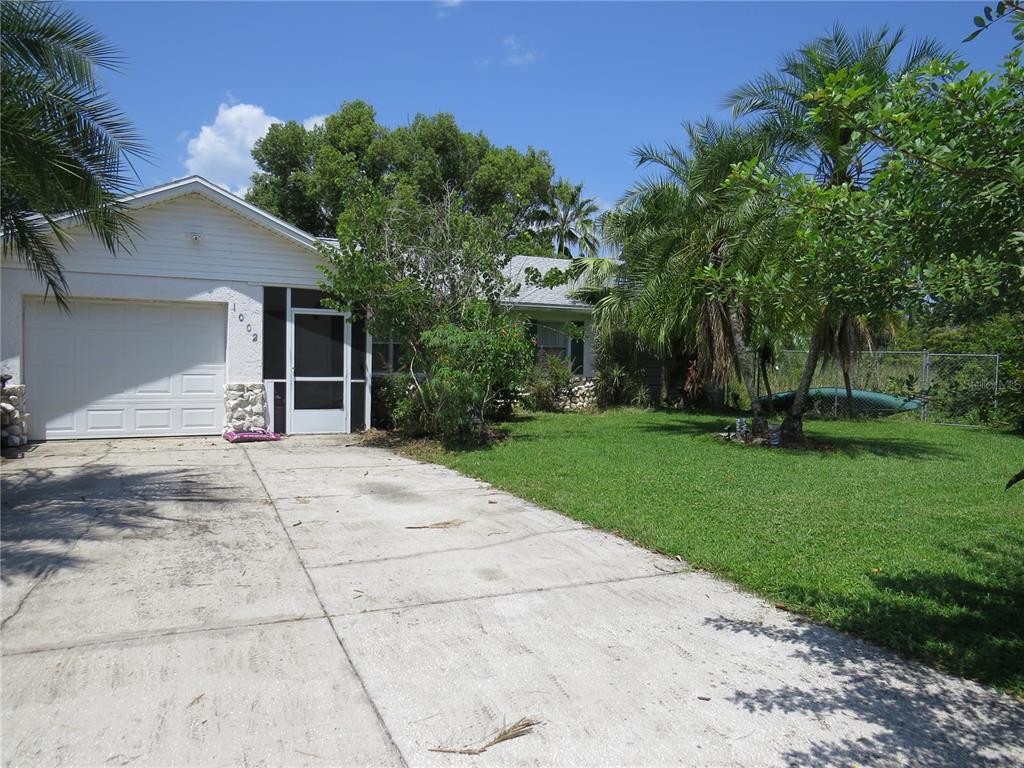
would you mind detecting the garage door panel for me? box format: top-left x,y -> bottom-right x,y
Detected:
82,336 -> 125,367
87,366 -> 134,399
25,299 -> 227,440
42,409 -> 77,435
181,373 -> 218,395
86,409 -> 126,432
135,408 -> 172,430
32,366 -> 76,402
135,376 -> 173,396
183,336 -> 225,365
32,331 -> 76,363
182,407 -> 218,429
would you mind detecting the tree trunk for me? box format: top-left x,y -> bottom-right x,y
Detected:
660,357 -> 669,406
727,306 -> 767,438
842,364 -> 856,418
781,327 -> 823,444
760,355 -> 775,417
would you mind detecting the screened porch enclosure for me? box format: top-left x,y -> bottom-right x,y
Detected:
262,287 -> 370,433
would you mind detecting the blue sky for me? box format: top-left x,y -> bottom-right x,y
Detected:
76,1 -> 1012,210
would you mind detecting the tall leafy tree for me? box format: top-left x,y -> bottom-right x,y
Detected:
727,25 -> 946,441
834,52 -> 1024,322
774,46 -> 1024,430
1,0 -> 147,307
246,121 -> 327,236
542,179 -> 600,258
247,100 -> 555,250
962,1 -> 1024,46
319,185 -> 523,345
318,186 -> 535,441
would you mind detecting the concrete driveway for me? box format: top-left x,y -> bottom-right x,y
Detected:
2,436 -> 1021,767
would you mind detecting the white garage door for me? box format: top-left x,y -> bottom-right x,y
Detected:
25,299 -> 226,440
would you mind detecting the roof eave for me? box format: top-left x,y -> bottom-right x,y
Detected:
502,299 -> 592,313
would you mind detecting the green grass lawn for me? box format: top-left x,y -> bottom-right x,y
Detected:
408,409 -> 1024,694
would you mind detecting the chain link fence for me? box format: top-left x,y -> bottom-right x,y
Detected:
747,350 -> 1001,426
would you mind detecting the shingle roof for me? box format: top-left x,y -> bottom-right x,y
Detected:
501,254 -> 591,311
311,246 -> 593,313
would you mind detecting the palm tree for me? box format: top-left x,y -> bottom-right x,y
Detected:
727,24 -> 946,441
543,179 -> 600,258
581,120 -> 792,435
1,0 -> 147,308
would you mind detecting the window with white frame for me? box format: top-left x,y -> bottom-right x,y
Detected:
536,323 -> 569,362
372,337 -> 406,376
532,320 -> 585,374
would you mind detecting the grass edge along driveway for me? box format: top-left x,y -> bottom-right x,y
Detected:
403,409 -> 1024,696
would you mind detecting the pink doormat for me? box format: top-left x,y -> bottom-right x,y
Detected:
223,429 -> 282,443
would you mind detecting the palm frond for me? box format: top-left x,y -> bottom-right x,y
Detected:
727,23 -> 945,186
1,0 -> 148,307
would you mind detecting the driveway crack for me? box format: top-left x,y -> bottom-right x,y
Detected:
241,445 -> 409,768
1,499 -> 107,631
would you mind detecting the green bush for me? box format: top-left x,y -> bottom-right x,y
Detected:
398,306 -> 533,442
370,375 -> 407,429
594,363 -> 628,407
523,354 -> 573,412
630,379 -> 653,408
997,360 -> 1024,432
595,363 -> 649,407
926,360 -> 999,425
592,329 -> 661,408
922,312 -> 1024,430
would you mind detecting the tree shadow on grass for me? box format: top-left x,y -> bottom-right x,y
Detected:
634,411 -> 959,459
801,431 -> 960,460
1,465 -> 245,584
633,413 -> 727,438
705,536 -> 1024,765
847,537 -> 1024,692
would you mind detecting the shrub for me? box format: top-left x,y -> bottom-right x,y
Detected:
630,380 -> 652,408
523,354 -> 573,412
593,361 -> 653,409
594,363 -> 633,407
370,375 -> 407,429
399,306 -> 533,442
997,360 -> 1024,432
921,312 -> 1024,430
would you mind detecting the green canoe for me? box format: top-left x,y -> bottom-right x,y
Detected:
757,387 -> 922,414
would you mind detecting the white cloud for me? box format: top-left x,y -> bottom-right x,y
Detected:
184,102 -> 282,195
436,0 -> 463,17
502,34 -> 541,67
302,114 -> 328,131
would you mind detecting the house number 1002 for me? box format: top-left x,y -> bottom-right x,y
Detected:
231,303 -> 258,343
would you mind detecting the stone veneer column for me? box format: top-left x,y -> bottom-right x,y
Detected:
224,383 -> 267,433
1,384 -> 29,447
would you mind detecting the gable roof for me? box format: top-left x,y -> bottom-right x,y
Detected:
55,176 -> 321,251
42,178 -> 593,314
501,254 -> 592,312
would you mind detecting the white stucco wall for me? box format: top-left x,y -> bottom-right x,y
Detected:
1,268 -> 263,384
32,191 -> 325,286
0,189 -> 330,387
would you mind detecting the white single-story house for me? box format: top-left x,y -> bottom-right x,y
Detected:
502,254 -> 595,377
1,176 -> 593,442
